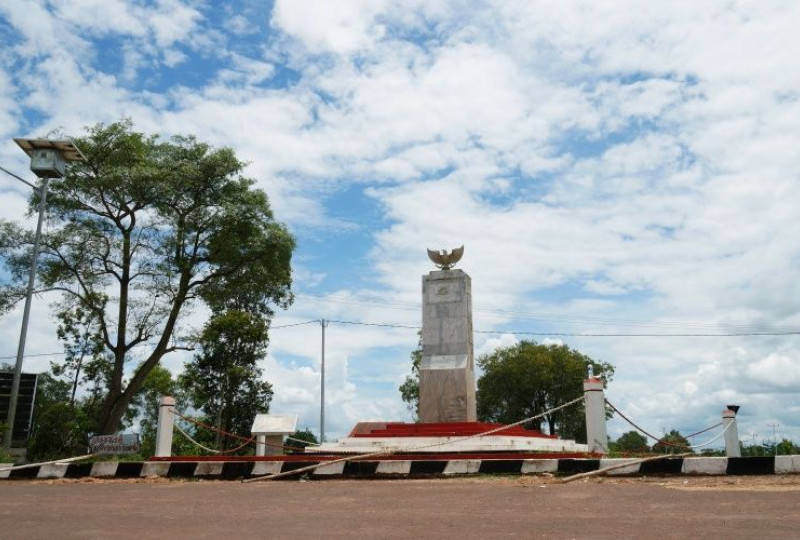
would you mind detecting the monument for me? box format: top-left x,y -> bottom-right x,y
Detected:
305,245 -> 587,456
419,246 -> 477,422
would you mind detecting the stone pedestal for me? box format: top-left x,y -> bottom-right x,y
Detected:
419,269 -> 477,423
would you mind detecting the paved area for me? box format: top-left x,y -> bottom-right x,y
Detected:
1,475 -> 799,538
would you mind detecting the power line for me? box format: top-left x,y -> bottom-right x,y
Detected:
325,319 -> 421,330
270,319 -> 320,329
295,292 -> 800,333
319,319 -> 800,337
4,317 -> 798,362
0,351 -> 64,361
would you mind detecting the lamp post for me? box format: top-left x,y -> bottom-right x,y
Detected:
2,138 -> 85,450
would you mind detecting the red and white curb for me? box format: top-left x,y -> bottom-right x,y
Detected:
3,456 -> 800,480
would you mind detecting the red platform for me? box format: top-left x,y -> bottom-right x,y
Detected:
348,421 -> 558,439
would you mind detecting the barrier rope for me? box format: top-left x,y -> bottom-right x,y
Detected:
243,395 -> 586,483
0,453 -> 94,473
285,436 -> 321,447
170,409 -> 301,453
606,399 -> 732,450
685,422 -> 723,439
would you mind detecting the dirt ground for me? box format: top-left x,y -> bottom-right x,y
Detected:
2,475 -> 799,538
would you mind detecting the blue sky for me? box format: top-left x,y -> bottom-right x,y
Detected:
1,0 -> 800,447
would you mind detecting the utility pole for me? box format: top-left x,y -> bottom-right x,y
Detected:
320,318 -> 328,443
3,138 -> 84,450
768,423 -> 780,456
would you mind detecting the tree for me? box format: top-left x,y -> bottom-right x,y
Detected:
52,305 -> 108,406
26,371 -> 94,461
612,430 -> 650,453
135,364 -> 180,457
285,428 -> 319,451
178,310 -> 273,451
652,429 -> 693,454
476,340 -> 614,442
0,120 -> 295,434
776,438 -> 800,456
398,333 -> 422,420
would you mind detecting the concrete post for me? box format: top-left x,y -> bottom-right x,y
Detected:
722,407 -> 741,457
255,435 -> 266,457
583,377 -> 608,454
154,396 -> 175,458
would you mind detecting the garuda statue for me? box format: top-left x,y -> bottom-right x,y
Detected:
427,245 -> 464,270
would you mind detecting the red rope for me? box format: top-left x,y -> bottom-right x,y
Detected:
606,399 -> 695,450
684,422 -> 723,439
171,409 -> 299,451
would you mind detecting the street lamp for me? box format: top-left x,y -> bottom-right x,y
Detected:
2,138 -> 85,450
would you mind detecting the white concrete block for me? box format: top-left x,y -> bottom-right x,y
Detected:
0,463 -> 14,479
599,458 -> 640,476
521,459 -> 558,474
194,462 -> 223,476
251,461 -> 283,476
91,462 -> 119,477
443,460 -> 480,475
313,461 -> 345,475
682,457 -> 727,475
37,463 -> 69,478
376,460 -> 411,475
140,462 -> 170,477
774,455 -> 800,474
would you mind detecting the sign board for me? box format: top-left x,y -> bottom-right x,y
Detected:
89,433 -> 141,455
0,371 -> 39,445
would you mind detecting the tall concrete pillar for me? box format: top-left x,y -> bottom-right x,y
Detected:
419,269 -> 477,423
723,406 -> 741,457
583,377 -> 608,454
155,396 -> 175,458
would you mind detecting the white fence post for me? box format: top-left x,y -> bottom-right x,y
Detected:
584,377 -> 608,454
723,405 -> 741,457
155,396 -> 175,458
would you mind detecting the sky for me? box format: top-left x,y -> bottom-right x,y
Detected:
1,0 -> 799,448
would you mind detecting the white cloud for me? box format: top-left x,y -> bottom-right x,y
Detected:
746,352 -> 800,390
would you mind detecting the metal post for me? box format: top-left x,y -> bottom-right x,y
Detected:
155,396 -> 175,457
3,178 -> 49,449
768,423 -> 780,456
320,319 -> 328,443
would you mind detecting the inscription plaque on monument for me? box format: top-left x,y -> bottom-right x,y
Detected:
419,246 -> 477,422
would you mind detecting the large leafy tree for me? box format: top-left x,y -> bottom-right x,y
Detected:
476,340 -> 614,442
0,120 -> 294,434
178,310 -> 273,450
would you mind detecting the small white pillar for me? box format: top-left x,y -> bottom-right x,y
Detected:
155,396 -> 175,458
251,414 -> 298,457
584,377 -> 608,454
723,406 -> 741,458
255,435 -> 267,457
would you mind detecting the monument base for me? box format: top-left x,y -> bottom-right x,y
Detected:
306,421 -> 588,455
419,368 -> 477,423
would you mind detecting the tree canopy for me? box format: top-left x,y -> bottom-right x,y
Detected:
178,309 -> 273,450
0,119 -> 295,434
476,340 -> 614,442
652,429 -> 693,454
611,430 -> 650,454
